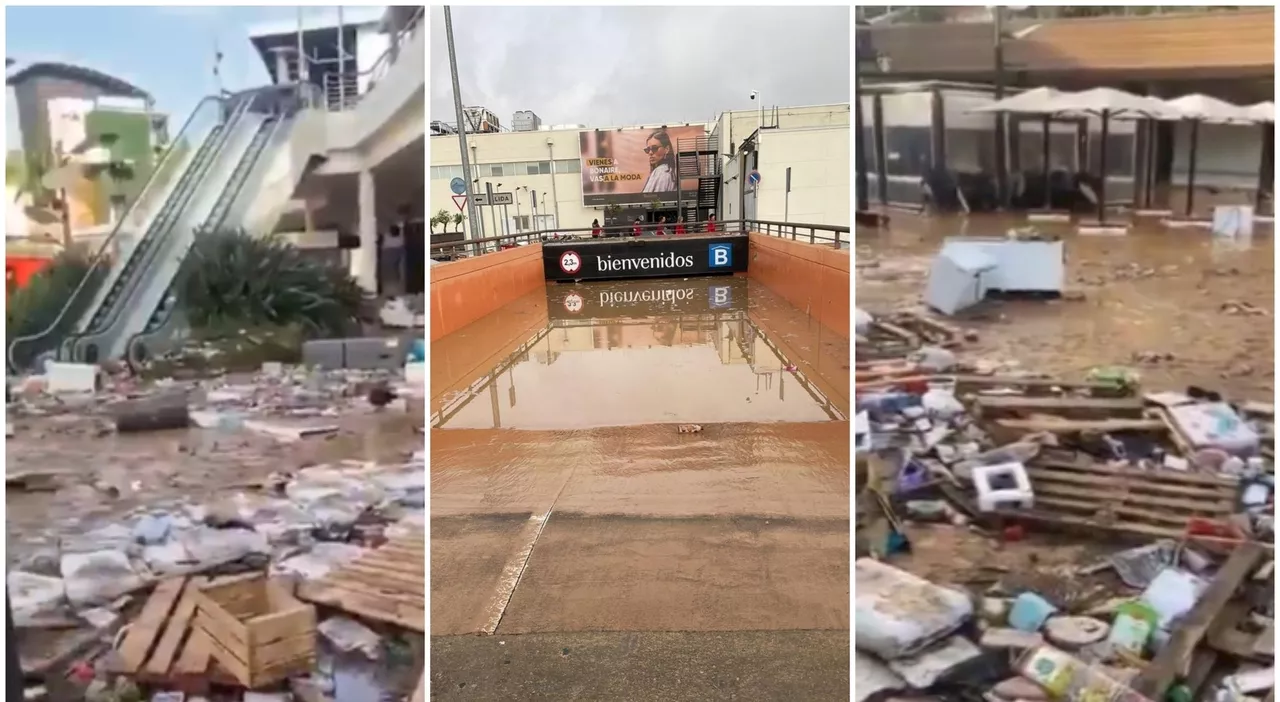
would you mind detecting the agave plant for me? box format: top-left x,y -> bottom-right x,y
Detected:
178,228 -> 366,337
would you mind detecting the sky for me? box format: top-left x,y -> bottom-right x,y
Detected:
5,5 -> 340,146
430,6 -> 851,129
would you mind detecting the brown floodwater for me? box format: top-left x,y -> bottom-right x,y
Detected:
430,275 -> 850,637
857,214 -> 1274,401
435,281 -> 841,430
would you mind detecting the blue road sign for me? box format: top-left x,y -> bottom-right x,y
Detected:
748,170 -> 761,186
709,243 -> 733,268
450,177 -> 466,195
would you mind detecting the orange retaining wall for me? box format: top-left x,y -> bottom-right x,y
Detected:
430,244 -> 545,341
746,234 -> 850,337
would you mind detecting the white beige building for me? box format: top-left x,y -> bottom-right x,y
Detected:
428,102 -> 850,237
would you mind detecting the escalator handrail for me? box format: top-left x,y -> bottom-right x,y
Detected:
124,113 -> 290,366
7,94 -> 226,371
62,97 -> 258,358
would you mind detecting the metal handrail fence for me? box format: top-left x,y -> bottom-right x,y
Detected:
429,219 -> 850,262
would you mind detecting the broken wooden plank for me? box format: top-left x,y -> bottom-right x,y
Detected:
112,577 -> 186,674
994,417 -> 1167,433
141,577 -> 207,678
974,395 -> 1146,416
1131,542 -> 1265,699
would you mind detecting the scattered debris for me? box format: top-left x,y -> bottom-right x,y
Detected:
7,354 -> 425,699
857,346 -> 1273,701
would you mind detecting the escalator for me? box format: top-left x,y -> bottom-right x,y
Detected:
124,111 -> 290,364
7,95 -> 239,371
65,99 -> 269,363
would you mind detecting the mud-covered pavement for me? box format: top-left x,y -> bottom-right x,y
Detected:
7,374 -> 422,562
430,277 -> 850,699
857,214 -> 1274,401
6,366 -> 427,698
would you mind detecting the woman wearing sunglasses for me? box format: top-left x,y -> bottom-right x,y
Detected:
641,129 -> 677,194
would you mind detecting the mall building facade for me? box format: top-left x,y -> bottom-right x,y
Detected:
428,102 -> 850,239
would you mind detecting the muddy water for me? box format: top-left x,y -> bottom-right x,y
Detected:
437,283 -> 840,430
858,214 -> 1274,400
430,275 -> 850,637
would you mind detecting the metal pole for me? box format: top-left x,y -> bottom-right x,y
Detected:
445,7 -> 483,239
1185,120 -> 1200,218
502,203 -> 510,237
515,190 -> 523,232
296,8 -> 306,82
992,6 -> 1008,209
336,6 -> 345,108
854,66 -> 869,212
546,141 -> 561,227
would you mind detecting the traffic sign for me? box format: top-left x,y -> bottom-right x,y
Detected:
450,177 -> 466,195
491,192 -> 514,206
748,170 -> 761,185
473,193 -> 489,205
452,195 -> 467,211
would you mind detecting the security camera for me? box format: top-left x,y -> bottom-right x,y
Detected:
750,90 -> 759,101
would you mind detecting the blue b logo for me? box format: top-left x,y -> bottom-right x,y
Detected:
709,244 -> 732,268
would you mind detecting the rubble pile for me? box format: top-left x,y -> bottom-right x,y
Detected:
856,339 -> 1274,702
7,358 -> 426,701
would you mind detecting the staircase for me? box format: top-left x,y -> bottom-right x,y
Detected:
676,135 -> 721,218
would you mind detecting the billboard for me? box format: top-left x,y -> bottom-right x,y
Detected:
579,125 -> 705,206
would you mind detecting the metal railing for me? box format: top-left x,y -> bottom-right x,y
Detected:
321,6 -> 425,112
428,218 -> 850,262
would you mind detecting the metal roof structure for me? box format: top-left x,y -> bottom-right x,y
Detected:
6,61 -> 149,100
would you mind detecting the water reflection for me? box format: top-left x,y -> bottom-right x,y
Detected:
433,277 -> 845,430
434,312 -> 841,430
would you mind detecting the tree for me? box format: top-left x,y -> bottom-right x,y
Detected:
429,209 -> 451,234
451,213 -> 464,232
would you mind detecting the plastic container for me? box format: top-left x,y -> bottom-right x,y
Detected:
1106,601 -> 1158,655
1009,592 -> 1058,632
857,392 -> 923,416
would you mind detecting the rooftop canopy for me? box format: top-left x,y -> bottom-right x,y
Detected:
6,61 -> 149,100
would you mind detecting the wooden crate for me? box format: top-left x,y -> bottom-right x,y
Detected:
192,574 -> 316,689
110,575 -> 246,693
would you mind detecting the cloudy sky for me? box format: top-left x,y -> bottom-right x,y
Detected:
430,6 -> 851,129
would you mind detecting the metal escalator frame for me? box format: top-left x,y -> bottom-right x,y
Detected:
124,111 -> 291,365
69,124 -> 229,343
6,94 -> 229,372
64,97 -> 258,362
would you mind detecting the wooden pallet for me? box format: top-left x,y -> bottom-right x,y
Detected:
1000,459 -> 1241,540
110,574 -> 246,692
296,530 -> 424,632
973,395 -> 1147,420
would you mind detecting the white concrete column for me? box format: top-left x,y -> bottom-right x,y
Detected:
352,168 -> 378,293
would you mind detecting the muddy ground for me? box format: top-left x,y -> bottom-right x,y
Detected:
857,212 -> 1274,593
857,214 -> 1274,402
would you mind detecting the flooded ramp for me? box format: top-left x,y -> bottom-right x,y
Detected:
430,273 -> 850,647
433,277 -> 845,430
